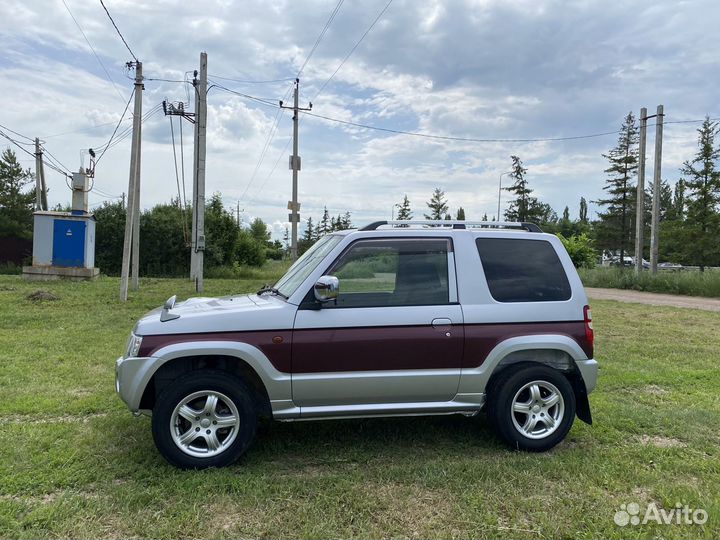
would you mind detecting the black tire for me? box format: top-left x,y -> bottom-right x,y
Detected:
486,363 -> 575,452
151,370 -> 257,469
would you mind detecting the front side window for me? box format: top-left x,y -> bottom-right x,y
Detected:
475,237 -> 571,302
325,239 -> 450,308
275,234 -> 344,298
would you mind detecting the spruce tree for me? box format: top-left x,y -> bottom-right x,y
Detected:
319,206 -> 331,235
0,149 -> 35,239
595,112 -> 639,262
396,194 -> 412,220
504,155 -> 537,222
302,217 -> 314,242
456,207 -> 465,220
424,188 -> 448,220
680,117 -> 720,270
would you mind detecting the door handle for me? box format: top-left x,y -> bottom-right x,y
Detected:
432,318 -> 452,328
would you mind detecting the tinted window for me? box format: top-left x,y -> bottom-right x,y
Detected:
326,239 -> 450,307
475,238 -> 571,302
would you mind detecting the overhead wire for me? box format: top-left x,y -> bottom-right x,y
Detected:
60,0 -> 127,104
0,130 -> 38,159
237,82 -> 295,203
0,123 -> 35,143
206,82 -> 281,109
99,0 -> 139,62
297,0 -> 346,78
168,115 -> 190,243
251,0 -> 392,204
95,87 -> 135,164
210,75 -> 296,84
313,0 -> 394,101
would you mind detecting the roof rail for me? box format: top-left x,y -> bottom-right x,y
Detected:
359,220 -> 543,233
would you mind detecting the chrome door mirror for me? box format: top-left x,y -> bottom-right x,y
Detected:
314,275 -> 339,303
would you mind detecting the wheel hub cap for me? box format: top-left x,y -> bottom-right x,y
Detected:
170,390 -> 241,458
510,380 -> 565,440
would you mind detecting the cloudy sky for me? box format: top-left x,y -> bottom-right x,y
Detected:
1,0 -> 717,237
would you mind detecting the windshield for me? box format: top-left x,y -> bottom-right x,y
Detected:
274,234 -> 344,298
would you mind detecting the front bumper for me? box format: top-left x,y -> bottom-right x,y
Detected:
116,356 -> 153,412
575,358 -> 599,393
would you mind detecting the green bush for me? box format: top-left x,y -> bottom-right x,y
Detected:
557,233 -> 597,269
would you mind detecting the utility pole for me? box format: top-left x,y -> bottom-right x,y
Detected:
131,111 -> 142,290
236,201 -> 240,226
190,52 -> 208,292
634,108 -> 647,274
119,61 -> 143,302
650,104 -> 664,275
280,79 -> 312,260
33,138 -> 48,211
34,138 -> 43,210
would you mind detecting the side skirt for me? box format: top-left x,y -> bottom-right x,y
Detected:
272,392 -> 485,421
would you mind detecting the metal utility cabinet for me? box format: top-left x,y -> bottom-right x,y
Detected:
22,171 -> 100,281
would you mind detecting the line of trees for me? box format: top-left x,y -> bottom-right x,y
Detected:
93,194 -> 283,275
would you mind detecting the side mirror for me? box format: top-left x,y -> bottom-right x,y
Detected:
314,275 -> 339,303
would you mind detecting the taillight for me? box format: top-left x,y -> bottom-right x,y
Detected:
583,305 -> 594,353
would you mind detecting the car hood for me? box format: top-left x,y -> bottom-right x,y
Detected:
135,293 -> 295,336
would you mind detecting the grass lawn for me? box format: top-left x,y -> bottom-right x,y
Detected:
0,274 -> 718,539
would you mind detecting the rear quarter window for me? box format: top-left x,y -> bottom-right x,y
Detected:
475,237 -> 571,302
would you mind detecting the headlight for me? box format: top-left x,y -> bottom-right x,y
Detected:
125,333 -> 143,358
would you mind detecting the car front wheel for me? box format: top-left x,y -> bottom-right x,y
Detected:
151,371 -> 257,469
487,364 -> 576,452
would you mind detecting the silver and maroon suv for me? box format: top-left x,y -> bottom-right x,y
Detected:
116,220 -> 598,468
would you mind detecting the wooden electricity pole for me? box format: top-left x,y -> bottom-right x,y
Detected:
650,105 -> 664,275
634,108 -> 647,274
190,52 -> 208,292
120,61 -> 143,301
280,79 -> 312,260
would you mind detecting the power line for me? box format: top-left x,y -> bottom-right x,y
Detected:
99,0 -> 138,62
0,123 -> 34,142
297,0 -> 346,78
238,83 -> 295,202
42,120 -> 128,139
95,87 -> 135,164
42,147 -> 72,174
207,82 -> 282,109
302,110 -> 628,143
168,115 -> 190,244
210,75 -> 296,84
0,130 -> 37,159
313,0 -> 394,100
254,133 -> 292,199
60,0 -> 127,104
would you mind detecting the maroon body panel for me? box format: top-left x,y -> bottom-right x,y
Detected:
291,325 -> 464,373
463,321 -> 592,367
137,321 -> 591,375
138,331 -> 293,373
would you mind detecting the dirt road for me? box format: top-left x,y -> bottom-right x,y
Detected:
586,287 -> 720,312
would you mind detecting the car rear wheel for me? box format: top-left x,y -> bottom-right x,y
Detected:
151,371 -> 257,469
486,363 -> 575,452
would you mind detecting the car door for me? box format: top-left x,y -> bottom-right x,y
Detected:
292,237 -> 463,408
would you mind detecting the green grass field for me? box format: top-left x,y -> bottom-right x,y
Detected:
0,274 -> 718,539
